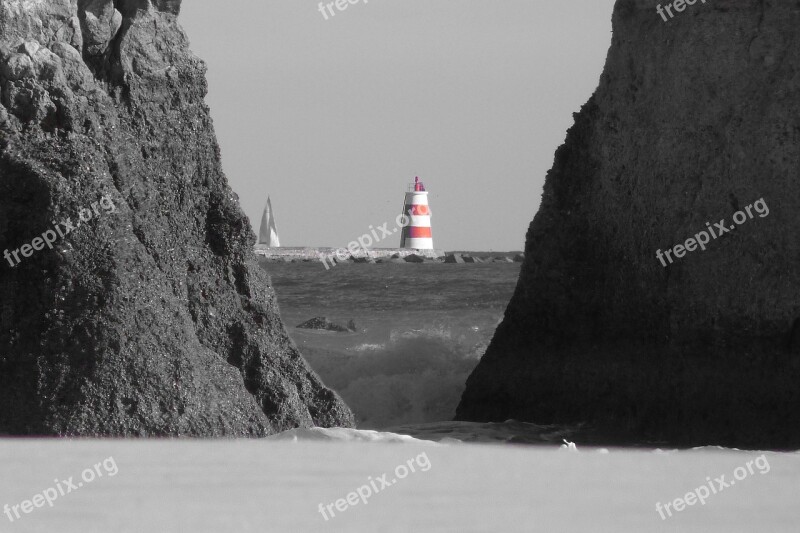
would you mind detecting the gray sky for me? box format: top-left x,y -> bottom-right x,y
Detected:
181,0 -> 616,251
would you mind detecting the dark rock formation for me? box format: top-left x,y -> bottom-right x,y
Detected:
457,0 -> 800,448
443,254 -> 465,264
403,253 -> 425,263
0,0 -> 353,436
296,318 -> 356,333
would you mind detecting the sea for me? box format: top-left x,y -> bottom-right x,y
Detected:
2,261 -> 798,532
264,260 -> 521,432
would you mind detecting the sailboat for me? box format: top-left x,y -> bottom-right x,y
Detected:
258,196 -> 281,247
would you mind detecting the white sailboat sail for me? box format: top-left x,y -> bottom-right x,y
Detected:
258,196 -> 280,247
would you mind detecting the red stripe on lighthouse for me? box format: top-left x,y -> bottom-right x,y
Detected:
407,227 -> 432,238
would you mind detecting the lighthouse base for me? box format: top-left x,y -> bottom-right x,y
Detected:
401,238 -> 434,250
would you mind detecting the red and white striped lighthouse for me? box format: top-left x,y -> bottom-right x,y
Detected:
399,176 -> 434,250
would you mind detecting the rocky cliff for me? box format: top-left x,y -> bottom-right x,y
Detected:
0,0 -> 354,436
457,0 -> 800,448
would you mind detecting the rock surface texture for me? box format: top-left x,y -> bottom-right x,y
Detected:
457,0 -> 800,448
0,0 -> 354,436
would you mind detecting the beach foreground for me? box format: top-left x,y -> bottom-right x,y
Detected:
1,432 -> 797,532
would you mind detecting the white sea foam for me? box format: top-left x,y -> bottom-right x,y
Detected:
266,427 -> 437,445
352,342 -> 386,352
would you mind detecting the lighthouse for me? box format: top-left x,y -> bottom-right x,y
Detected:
400,176 -> 434,250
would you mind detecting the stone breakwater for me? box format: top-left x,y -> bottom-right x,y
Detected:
254,246 -> 524,266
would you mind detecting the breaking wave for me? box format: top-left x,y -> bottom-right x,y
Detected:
304,326 -> 486,428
